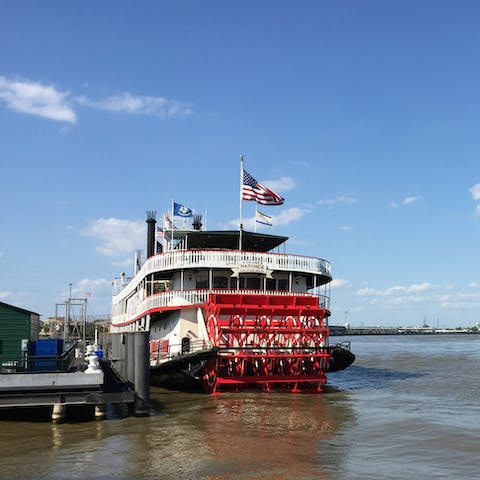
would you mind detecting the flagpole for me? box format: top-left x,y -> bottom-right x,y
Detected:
254,206 -> 257,233
171,198 -> 174,248
239,154 -> 244,250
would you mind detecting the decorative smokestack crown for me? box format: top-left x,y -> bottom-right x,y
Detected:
192,214 -> 203,230
146,211 -> 156,221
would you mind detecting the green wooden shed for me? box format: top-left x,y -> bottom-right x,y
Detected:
0,302 -> 40,362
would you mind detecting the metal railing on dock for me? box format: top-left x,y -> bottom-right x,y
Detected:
0,344 -> 77,374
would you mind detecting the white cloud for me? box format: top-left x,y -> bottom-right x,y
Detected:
0,76 -> 76,123
261,176 -> 296,192
435,290 -> 480,312
469,183 -> 480,201
318,194 -> 357,206
0,291 -> 11,299
76,92 -> 193,118
356,282 -> 433,297
388,283 -> 433,294
390,195 -> 422,208
72,278 -> 111,297
441,300 -> 480,310
402,195 -> 421,205
338,226 -> 352,231
472,184 -> 480,216
353,281 -> 480,319
388,295 -> 426,305
81,217 -> 145,256
113,258 -> 135,268
270,207 -> 308,226
330,278 -> 351,289
356,287 -> 381,296
439,292 -> 480,302
0,75 -> 194,123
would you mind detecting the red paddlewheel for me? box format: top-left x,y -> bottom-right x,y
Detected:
203,293 -> 331,393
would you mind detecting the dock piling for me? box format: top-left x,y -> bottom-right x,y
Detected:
126,332 -> 135,386
94,404 -> 107,421
51,404 -> 67,424
134,331 -> 150,417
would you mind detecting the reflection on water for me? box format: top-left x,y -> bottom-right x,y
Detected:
1,335 -> 479,479
0,389 -> 356,480
134,390 -> 356,480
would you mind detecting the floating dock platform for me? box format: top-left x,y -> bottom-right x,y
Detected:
0,348 -> 134,423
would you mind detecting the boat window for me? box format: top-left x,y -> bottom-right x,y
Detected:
246,277 -> 261,290
266,278 -> 276,291
181,337 -> 190,354
195,276 -> 208,289
155,281 -> 169,293
214,276 -> 228,288
238,277 -> 245,289
278,278 -> 288,291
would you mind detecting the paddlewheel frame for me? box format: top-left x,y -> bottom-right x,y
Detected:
202,292 -> 331,393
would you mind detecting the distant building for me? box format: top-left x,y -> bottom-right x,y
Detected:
41,316 -> 65,338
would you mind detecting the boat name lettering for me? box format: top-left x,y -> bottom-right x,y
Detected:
237,262 -> 266,274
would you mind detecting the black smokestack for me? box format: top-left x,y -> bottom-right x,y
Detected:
146,211 -> 157,258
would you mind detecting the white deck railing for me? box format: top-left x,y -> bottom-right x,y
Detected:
113,249 -> 331,300
111,288 -> 330,326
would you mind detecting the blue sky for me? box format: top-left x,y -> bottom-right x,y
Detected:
1,1 -> 480,327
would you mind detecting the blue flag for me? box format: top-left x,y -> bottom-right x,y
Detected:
173,202 -> 193,217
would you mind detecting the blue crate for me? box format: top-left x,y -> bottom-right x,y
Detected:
34,339 -> 64,356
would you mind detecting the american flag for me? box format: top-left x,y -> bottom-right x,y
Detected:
242,170 -> 284,206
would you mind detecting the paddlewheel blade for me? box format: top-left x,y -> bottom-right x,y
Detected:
203,293 -> 331,393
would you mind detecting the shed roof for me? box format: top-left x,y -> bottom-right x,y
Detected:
0,301 -> 40,317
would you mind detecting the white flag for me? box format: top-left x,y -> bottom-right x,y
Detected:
256,209 -> 272,226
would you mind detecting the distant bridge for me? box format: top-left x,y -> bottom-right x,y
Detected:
329,326 -> 477,336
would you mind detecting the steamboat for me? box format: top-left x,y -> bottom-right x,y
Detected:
111,161 -> 354,393
110,209 -> 354,393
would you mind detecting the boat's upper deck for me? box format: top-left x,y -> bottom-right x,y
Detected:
111,229 -> 332,326
114,253 -> 331,301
